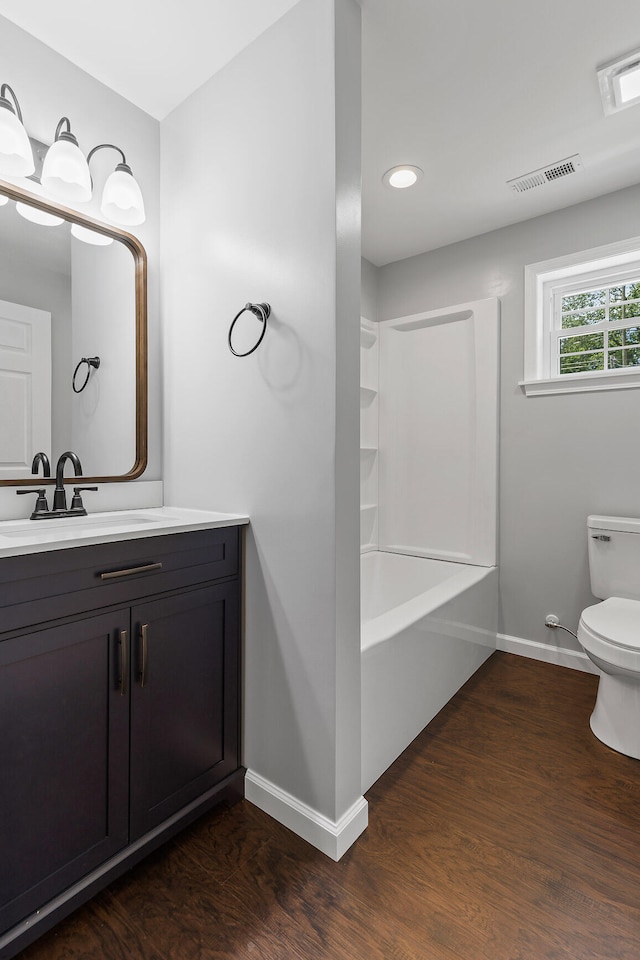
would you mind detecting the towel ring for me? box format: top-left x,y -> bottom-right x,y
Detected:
228,302 -> 271,357
72,356 -> 101,393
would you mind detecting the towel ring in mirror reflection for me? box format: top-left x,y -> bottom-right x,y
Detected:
228,302 -> 271,357
72,356 -> 101,393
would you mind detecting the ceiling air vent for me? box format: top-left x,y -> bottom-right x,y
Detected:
508,155 -> 584,194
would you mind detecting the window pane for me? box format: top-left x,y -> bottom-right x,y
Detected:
608,326 -> 640,347
610,306 -> 623,321
622,302 -> 640,319
561,290 -> 606,312
561,308 -> 605,329
610,281 -> 640,301
559,333 -> 604,354
609,347 -> 640,368
560,353 -> 604,374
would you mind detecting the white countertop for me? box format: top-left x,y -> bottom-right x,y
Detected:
0,506 -> 249,558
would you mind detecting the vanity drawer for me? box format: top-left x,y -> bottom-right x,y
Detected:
0,526 -> 240,636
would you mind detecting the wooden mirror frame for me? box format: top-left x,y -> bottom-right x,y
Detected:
0,178 -> 147,486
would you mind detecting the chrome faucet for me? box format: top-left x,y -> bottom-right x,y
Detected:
53,451 -> 83,511
31,452 -> 51,478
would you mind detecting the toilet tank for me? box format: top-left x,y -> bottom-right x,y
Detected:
588,515 -> 640,600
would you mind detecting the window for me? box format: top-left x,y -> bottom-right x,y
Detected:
522,237 -> 640,395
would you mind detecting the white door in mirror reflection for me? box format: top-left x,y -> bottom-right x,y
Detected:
0,299 -> 51,479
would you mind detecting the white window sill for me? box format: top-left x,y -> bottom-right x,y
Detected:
519,368 -> 640,396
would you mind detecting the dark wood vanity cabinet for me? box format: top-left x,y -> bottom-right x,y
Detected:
0,525 -> 243,959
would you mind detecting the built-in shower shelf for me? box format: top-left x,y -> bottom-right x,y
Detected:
360,327 -> 377,349
361,316 -> 378,555
360,385 -> 377,404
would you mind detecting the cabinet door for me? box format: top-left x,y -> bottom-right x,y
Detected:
0,611 -> 129,936
129,581 -> 239,840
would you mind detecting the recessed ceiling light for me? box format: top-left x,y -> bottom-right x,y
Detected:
382,165 -> 423,189
597,50 -> 640,114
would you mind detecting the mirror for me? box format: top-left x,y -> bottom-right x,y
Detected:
0,178 -> 147,486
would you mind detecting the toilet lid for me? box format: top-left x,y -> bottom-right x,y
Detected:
580,597 -> 640,650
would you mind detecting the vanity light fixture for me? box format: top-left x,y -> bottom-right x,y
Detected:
0,84 -> 34,177
382,164 -> 424,189
0,81 -> 145,227
87,144 -> 145,226
597,50 -> 640,115
40,117 -> 92,203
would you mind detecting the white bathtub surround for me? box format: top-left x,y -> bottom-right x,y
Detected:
245,770 -> 368,862
360,297 -> 500,791
360,317 -> 379,552
361,551 -> 498,792
378,298 -> 499,566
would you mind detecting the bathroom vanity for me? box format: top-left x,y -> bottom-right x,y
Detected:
0,508 -> 248,959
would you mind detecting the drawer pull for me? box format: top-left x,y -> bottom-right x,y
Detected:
99,562 -> 163,581
139,623 -> 149,688
118,629 -> 128,697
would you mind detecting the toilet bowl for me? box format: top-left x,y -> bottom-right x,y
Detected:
578,597 -> 640,759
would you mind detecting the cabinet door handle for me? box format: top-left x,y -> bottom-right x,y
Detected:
138,623 -> 149,688
118,629 -> 128,697
99,562 -> 163,581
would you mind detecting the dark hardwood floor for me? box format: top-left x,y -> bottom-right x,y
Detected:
18,652 -> 640,959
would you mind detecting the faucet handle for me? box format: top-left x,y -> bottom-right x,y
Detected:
16,488 -> 49,518
70,486 -> 98,514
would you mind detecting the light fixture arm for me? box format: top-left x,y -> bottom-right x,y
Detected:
54,116 -> 79,144
0,83 -> 23,121
86,141 -> 145,226
87,142 -> 130,173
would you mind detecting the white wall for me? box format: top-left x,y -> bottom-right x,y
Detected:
377,182 -> 640,654
161,0 -> 364,851
0,15 -> 161,482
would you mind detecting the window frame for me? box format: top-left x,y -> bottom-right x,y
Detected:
521,237 -> 640,396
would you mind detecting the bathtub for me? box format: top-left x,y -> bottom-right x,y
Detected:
361,550 -> 498,792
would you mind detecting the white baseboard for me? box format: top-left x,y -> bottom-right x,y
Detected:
244,770 -> 368,861
497,633 -> 598,674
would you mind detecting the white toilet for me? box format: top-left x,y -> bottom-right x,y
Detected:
578,515 -> 640,760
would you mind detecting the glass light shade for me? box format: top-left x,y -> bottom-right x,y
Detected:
41,137 -> 92,202
101,168 -> 145,225
16,201 -> 64,226
0,104 -> 34,177
0,195 -> 8,206
71,222 -> 113,245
